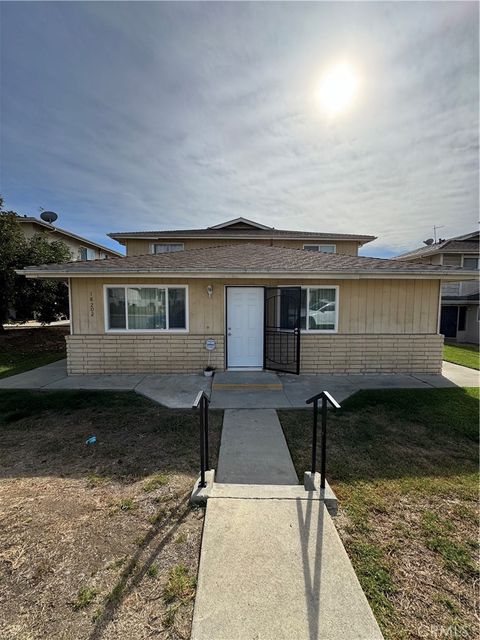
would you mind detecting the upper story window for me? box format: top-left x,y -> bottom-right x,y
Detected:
105,286 -> 188,332
463,256 -> 479,269
151,243 -> 184,254
79,247 -> 96,261
303,244 -> 336,253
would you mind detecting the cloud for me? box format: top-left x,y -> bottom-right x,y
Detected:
1,1 -> 478,255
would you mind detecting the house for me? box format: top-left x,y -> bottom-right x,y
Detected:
19,218 -> 477,376
17,216 -> 123,261
395,231 -> 479,345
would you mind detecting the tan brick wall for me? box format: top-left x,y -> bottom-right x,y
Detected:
300,334 -> 444,374
66,332 -> 443,375
66,334 -> 225,374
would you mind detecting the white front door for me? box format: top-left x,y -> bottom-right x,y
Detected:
227,287 -> 264,368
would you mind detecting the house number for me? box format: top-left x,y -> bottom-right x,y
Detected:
89,292 -> 95,317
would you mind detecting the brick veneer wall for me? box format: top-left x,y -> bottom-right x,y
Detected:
66,334 -> 225,374
66,333 -> 444,375
300,334 -> 444,374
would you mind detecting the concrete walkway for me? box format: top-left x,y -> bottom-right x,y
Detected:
216,409 -> 298,484
0,359 -> 478,409
192,498 -> 383,640
192,407 -> 384,639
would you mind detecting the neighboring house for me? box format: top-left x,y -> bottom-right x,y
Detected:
20,218 -> 477,376
17,216 -> 123,261
395,231 -> 479,345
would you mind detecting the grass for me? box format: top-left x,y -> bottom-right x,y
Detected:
279,387 -> 479,640
0,326 -> 67,379
444,342 -> 479,370
74,586 -> 99,610
0,389 -> 223,639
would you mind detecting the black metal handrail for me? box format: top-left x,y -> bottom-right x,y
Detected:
192,390 -> 210,488
306,391 -> 341,490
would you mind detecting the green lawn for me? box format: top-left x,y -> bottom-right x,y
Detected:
444,342 -> 479,370
0,350 -> 65,379
0,390 -> 223,639
279,388 -> 479,640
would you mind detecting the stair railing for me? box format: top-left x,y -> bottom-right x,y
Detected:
192,390 -> 210,488
305,391 -> 341,490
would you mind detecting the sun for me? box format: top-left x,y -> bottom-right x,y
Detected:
317,63 -> 360,115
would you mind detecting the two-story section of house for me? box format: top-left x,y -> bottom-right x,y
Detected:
108,217 -> 374,257
396,231 -> 479,344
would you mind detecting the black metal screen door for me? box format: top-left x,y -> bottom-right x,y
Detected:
264,287 -> 301,375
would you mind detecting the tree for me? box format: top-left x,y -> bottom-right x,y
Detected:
0,198 -> 72,330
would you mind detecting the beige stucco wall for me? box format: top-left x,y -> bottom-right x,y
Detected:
66,276 -> 442,374
124,238 -> 360,257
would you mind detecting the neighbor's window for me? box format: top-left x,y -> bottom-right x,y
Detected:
300,287 -> 338,331
443,254 -> 462,267
303,244 -> 336,253
458,307 -> 467,332
463,256 -> 479,269
105,286 -> 187,331
79,247 -> 96,261
151,243 -> 184,254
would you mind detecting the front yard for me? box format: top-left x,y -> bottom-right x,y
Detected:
0,390 -> 222,640
280,388 -> 479,640
444,342 -> 480,370
0,326 -> 68,378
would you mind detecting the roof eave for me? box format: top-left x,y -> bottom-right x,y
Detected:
17,269 -> 478,281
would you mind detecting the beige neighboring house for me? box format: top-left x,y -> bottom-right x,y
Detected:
396,231 -> 479,345
17,216 -> 123,261
19,217 -> 477,376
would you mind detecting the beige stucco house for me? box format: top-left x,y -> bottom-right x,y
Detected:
18,216 -> 123,261
19,218 -> 476,375
396,231 -> 479,345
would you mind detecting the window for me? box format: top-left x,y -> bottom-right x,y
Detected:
105,286 -> 188,331
151,243 -> 184,254
303,244 -> 336,253
79,247 -> 96,261
300,287 -> 338,332
458,307 -> 467,332
463,256 -> 479,269
443,254 -> 462,266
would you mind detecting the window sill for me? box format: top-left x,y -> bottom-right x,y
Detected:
105,329 -> 189,334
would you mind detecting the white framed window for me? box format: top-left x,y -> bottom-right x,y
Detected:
278,286 -> 338,333
301,286 -> 338,332
151,243 -> 184,254
79,247 -> 96,261
303,244 -> 336,253
104,285 -> 188,332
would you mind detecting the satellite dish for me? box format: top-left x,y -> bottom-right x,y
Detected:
423,238 -> 434,246
40,211 -> 58,224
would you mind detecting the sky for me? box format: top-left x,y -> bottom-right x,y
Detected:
1,1 -> 478,258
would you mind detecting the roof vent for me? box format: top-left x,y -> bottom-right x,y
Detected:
40,211 -> 58,224
423,238 -> 434,245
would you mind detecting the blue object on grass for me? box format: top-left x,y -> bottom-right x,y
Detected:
86,436 -> 97,445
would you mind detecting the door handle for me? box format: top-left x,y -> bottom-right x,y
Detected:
227,332 -> 232,336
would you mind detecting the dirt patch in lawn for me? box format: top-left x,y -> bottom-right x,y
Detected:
0,390 -> 222,640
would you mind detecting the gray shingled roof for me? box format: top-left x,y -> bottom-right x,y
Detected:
396,233 -> 479,260
108,227 -> 376,243
19,243 -> 475,278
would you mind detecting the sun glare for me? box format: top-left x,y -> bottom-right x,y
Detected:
317,63 -> 360,115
